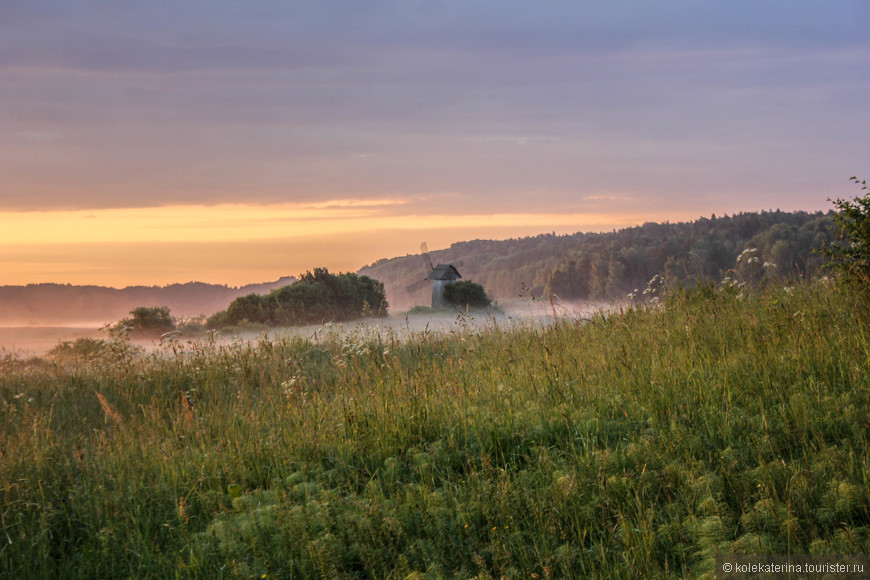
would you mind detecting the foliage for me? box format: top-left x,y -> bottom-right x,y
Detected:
114,305 -> 175,337
175,315 -> 207,334
545,211 -> 834,300
210,268 -> 388,328
361,211 -> 835,308
442,280 -> 492,309
820,177 -> 870,283
2,280 -> 869,577
46,337 -> 110,360
45,335 -> 143,364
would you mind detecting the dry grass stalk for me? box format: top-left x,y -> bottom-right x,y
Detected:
95,392 -> 122,425
181,393 -> 194,423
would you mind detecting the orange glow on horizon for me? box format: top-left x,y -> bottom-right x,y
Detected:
1,201 -> 708,287
1,201 -> 673,246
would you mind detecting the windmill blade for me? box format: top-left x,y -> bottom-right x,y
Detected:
406,278 -> 431,293
420,242 -> 434,271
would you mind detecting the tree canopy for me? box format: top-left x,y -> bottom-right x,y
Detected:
442,281 -> 492,309
115,306 -> 175,337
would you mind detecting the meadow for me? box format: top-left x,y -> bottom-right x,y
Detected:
1,279 -> 868,578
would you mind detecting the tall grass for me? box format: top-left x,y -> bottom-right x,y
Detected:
1,280 -> 868,578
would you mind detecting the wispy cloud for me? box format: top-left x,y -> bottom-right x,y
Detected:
2,201 -> 671,248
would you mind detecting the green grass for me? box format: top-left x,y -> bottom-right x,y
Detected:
1,280 -> 869,578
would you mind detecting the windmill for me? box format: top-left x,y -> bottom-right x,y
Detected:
406,242 -> 462,308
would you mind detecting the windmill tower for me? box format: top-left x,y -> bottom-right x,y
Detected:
405,242 -> 462,308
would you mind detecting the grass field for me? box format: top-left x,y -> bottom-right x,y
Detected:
1,279 -> 868,578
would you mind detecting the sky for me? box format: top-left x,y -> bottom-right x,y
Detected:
2,0 -> 868,287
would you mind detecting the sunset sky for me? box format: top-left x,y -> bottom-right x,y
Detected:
2,1 -> 868,287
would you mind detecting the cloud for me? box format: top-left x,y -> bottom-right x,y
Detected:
1,1 -> 868,217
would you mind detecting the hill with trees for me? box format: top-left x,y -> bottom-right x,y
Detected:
359,210 -> 835,309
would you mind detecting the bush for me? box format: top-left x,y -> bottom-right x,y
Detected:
212,268 -> 388,328
114,306 -> 176,337
176,315 -> 207,334
46,337 -> 111,360
442,281 -> 492,309
46,336 -> 143,362
821,177 -> 870,283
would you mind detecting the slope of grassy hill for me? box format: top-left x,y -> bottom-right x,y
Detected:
1,277 -> 867,577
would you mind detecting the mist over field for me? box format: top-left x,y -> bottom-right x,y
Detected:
0,297 -> 610,357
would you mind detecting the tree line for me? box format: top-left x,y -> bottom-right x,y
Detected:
545,211 -> 835,300
359,210 -> 837,307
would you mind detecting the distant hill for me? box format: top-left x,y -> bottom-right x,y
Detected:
360,235 -> 576,311
1,210 -> 839,325
0,277 -> 297,326
359,210 -> 836,311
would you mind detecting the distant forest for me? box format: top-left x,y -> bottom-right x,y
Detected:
0,277 -> 296,326
360,210 -> 836,309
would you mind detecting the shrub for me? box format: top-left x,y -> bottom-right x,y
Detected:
821,177 -> 870,283
46,337 -> 111,360
46,336 -> 143,362
442,280 -> 492,309
114,306 -> 175,337
212,268 -> 388,328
